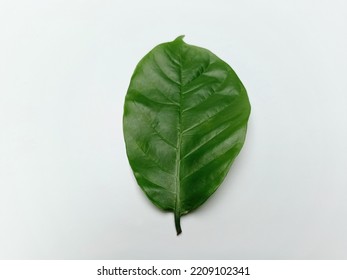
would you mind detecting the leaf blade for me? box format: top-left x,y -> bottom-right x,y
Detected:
123,37 -> 251,235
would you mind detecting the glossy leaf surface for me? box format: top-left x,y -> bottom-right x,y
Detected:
123,36 -> 251,235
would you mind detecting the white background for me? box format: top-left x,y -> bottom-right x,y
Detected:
0,0 -> 346,259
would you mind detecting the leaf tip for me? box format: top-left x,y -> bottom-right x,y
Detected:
174,35 -> 185,42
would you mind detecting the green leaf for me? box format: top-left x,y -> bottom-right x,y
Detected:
123,36 -> 251,235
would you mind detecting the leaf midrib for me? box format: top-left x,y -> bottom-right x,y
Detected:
174,46 -> 183,235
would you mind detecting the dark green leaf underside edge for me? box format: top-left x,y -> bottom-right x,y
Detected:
123,36 -> 251,235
